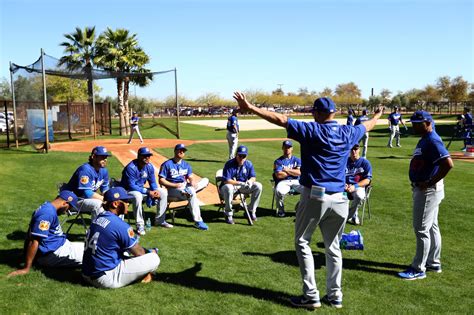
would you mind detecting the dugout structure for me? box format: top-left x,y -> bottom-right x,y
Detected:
9,49 -> 179,151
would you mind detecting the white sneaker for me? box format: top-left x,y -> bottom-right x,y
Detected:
160,222 -> 174,229
137,225 -> 146,236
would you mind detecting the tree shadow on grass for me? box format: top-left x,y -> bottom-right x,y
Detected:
243,250 -> 407,276
155,262 -> 293,307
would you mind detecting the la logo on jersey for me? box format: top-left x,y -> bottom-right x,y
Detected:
39,220 -> 50,231
80,176 -> 89,184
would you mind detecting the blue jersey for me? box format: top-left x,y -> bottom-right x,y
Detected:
121,160 -> 158,194
346,115 -> 354,126
355,115 -> 369,126
64,162 -> 109,198
159,159 -> 193,184
345,157 -> 372,185
464,113 -> 473,129
223,159 -> 256,183
274,155 -> 301,181
227,115 -> 239,133
409,131 -> 450,183
130,116 -> 139,126
82,211 -> 138,277
287,118 -> 366,193
29,202 -> 66,254
388,112 -> 403,125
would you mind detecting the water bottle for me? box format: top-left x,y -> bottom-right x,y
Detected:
145,218 -> 152,231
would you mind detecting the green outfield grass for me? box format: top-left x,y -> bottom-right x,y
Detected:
0,122 -> 473,314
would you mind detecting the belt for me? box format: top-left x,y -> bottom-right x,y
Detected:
325,191 -> 341,195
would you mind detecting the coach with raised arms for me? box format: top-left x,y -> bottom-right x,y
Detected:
233,91 -> 382,309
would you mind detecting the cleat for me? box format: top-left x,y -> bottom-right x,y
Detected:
398,267 -> 426,280
426,265 -> 442,273
322,295 -> 343,308
194,221 -> 209,231
225,216 -> 235,225
290,296 -> 321,309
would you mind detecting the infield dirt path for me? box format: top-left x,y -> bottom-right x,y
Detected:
51,137 -> 289,206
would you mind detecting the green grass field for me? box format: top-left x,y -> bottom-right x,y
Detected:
0,119 -> 473,314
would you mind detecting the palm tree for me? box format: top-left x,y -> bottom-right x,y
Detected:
58,26 -> 97,133
95,28 -> 151,136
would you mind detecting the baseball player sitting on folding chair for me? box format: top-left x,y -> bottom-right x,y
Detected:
344,144 -> 373,225
272,140 -> 303,217
159,144 -> 210,231
220,145 -> 263,225
62,146 -> 111,220
8,190 -> 84,277
120,147 -> 172,236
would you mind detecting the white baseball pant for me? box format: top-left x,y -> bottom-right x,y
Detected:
36,239 -> 84,267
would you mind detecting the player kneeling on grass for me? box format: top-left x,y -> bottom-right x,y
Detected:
8,190 -> 84,277
159,144 -> 209,231
220,145 -> 263,224
120,147 -> 172,236
344,143 -> 372,225
82,187 -> 160,289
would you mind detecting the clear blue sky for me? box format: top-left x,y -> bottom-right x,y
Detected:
1,0 -> 472,100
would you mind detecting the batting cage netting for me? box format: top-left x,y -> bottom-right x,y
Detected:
4,50 -> 179,150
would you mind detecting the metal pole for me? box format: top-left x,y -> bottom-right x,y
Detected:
40,48 -> 49,153
91,78 -> 97,139
174,68 -> 180,139
4,101 -> 10,147
9,62 -> 19,148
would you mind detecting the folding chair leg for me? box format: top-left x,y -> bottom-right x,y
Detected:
65,212 -> 87,235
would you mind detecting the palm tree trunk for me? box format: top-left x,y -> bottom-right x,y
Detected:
86,65 -> 94,135
124,77 -> 131,135
117,78 -> 126,136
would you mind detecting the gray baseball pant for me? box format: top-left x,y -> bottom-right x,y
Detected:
167,178 -> 209,222
128,125 -> 143,143
36,239 -> 84,267
83,252 -> 160,289
388,125 -> 401,146
348,186 -> 366,219
221,182 -> 262,217
275,179 -> 303,212
78,198 -> 104,220
128,188 -> 168,227
226,131 -> 238,160
411,181 -> 444,272
294,187 -> 348,302
360,132 -> 369,158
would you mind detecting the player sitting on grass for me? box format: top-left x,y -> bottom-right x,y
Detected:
120,147 -> 172,236
82,187 -> 160,289
8,190 -> 83,277
344,143 -> 372,225
159,144 -> 209,231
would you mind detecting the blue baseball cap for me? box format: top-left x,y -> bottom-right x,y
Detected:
410,110 -> 433,123
236,145 -> 248,156
313,97 -> 337,113
174,144 -> 187,151
138,147 -> 153,156
104,187 -> 133,202
91,146 -> 111,156
282,140 -> 293,147
58,190 -> 79,210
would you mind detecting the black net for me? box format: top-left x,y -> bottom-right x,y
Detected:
5,52 -> 179,148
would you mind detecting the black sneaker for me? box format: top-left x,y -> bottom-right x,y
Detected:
426,265 -> 442,273
322,295 -> 343,309
290,296 -> 321,309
